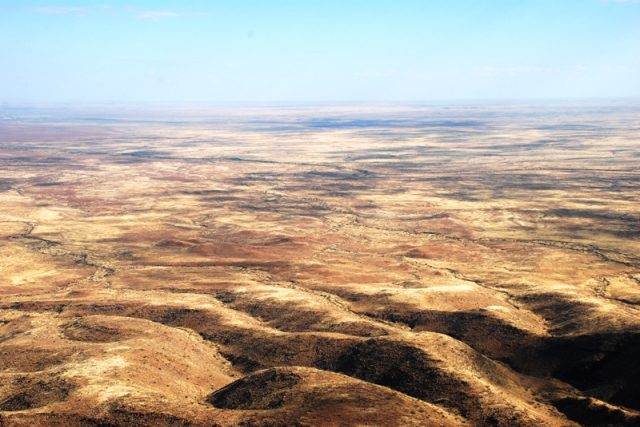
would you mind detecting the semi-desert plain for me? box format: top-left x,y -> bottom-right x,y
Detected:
1,103 -> 639,426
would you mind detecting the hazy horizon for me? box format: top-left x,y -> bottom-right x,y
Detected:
2,4 -> 640,424
1,0 -> 639,104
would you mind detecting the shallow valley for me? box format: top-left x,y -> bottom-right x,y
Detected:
1,103 -> 640,426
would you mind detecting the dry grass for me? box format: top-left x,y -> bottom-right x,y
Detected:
1,103 -> 639,426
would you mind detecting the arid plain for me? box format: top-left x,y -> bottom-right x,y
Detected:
1,103 -> 639,426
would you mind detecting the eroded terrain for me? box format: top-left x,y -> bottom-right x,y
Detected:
1,103 -> 639,426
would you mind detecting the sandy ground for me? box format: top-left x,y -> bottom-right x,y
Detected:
1,103 -> 639,426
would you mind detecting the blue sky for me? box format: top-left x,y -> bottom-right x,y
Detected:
1,0 -> 639,103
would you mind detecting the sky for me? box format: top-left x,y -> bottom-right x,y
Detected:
1,0 -> 639,103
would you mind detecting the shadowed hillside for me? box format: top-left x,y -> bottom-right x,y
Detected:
1,103 -> 640,426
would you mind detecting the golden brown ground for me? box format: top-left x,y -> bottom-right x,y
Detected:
1,103 -> 639,426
